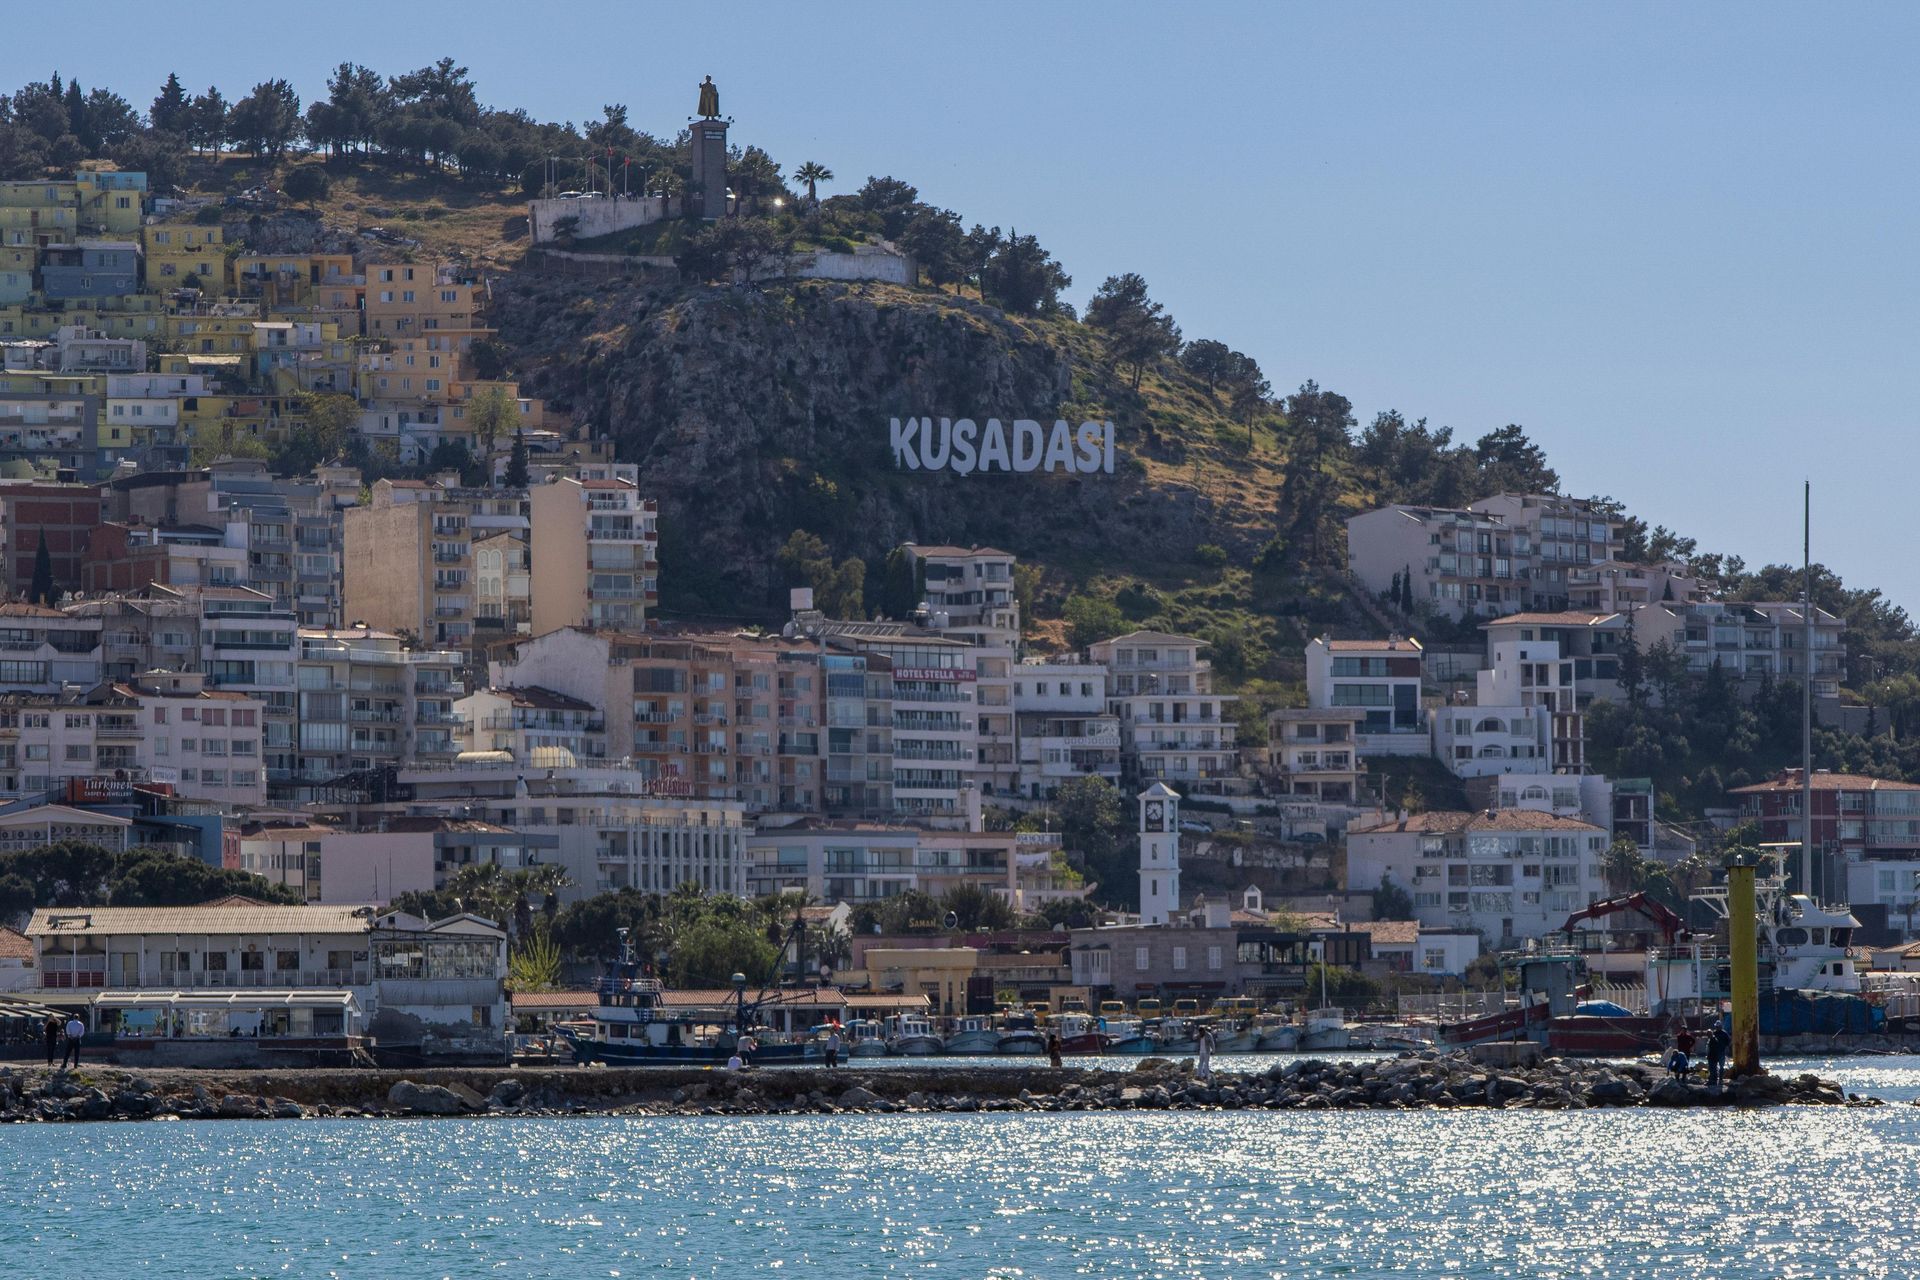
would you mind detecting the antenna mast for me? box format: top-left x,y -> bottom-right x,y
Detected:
1801,480 -> 1814,901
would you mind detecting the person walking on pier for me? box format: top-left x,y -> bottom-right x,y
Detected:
42,1013 -> 59,1067
1705,1023 -> 1731,1088
58,1015 -> 84,1070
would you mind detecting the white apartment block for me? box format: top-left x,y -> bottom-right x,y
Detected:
1266,707 -> 1366,803
1305,636 -> 1425,756
1345,494 -> 1623,622
398,758 -> 746,899
1012,660 -> 1122,801
1347,809 -> 1609,945
290,627 -> 465,799
902,543 -> 1020,647
1089,631 -> 1237,790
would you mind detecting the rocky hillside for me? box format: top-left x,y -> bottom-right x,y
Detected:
493,270 -> 1335,642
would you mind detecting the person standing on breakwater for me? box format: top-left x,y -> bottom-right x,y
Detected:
59,1015 -> 84,1069
43,1013 -> 60,1067
1196,1025 -> 1216,1082
823,1028 -> 842,1068
1706,1023 -> 1731,1088
1046,1032 -> 1063,1069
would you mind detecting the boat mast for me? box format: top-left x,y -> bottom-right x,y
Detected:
1801,480 -> 1815,903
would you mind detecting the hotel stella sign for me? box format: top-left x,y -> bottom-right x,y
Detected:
889,417 -> 1116,475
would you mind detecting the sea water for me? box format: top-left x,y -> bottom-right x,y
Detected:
1,1054 -> 1916,1279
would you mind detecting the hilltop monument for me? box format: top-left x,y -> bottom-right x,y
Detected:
689,75 -> 728,220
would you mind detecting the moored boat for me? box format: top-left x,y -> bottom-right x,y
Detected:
943,1015 -> 1001,1055
845,1018 -> 889,1057
1103,1018 -> 1154,1053
1209,1022 -> 1261,1053
1299,1008 -> 1350,1051
1253,1016 -> 1300,1052
996,1010 -> 1046,1055
885,1013 -> 943,1056
1052,1012 -> 1109,1054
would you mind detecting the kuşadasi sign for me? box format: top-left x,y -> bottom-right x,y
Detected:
889,417 -> 1116,475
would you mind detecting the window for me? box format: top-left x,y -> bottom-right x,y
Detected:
63,745 -> 90,761
1207,945 -> 1222,972
1171,946 -> 1187,971
1134,946 -> 1149,972
153,707 -> 167,724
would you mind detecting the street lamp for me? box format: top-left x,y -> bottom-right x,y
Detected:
732,970 -> 748,1035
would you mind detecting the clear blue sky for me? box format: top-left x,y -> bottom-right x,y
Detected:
8,2 -> 1915,609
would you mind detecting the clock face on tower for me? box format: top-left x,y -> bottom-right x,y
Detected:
1145,800 -> 1165,830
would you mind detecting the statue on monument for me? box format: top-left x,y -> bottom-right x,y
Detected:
697,76 -> 720,120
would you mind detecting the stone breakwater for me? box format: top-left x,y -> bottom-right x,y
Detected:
0,1052 -> 1883,1122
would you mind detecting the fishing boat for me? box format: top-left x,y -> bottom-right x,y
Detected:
1209,1021 -> 1262,1053
1253,1016 -> 1300,1052
1155,1017 -> 1200,1054
996,1010 -> 1046,1055
883,1013 -> 943,1056
943,1015 -> 1001,1055
1299,1007 -> 1350,1051
1103,1017 -> 1155,1053
845,1018 -> 889,1057
554,947 -> 812,1066
1053,1012 -> 1109,1054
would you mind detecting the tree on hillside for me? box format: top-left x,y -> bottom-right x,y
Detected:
306,62 -> 391,157
505,429 -> 531,489
794,161 -> 834,206
465,385 -> 519,470
899,206 -> 969,287
674,217 -> 795,285
227,79 -> 301,161
855,175 -> 920,238
283,165 -> 330,203
150,73 -> 190,134
28,531 -> 54,608
1373,872 -> 1414,920
275,391 -> 357,474
730,145 -> 786,214
64,79 -> 92,151
940,883 -> 1015,932
1474,424 -> 1559,494
879,546 -> 926,619
777,530 -> 865,618
980,229 -> 1071,315
83,89 -> 139,148
1181,338 -> 1235,389
1062,593 -> 1126,647
1053,775 -> 1131,907
189,86 -> 227,153
1273,381 -> 1357,569
1086,273 -> 1182,392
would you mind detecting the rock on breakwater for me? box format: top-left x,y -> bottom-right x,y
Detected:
0,1051 -> 1881,1123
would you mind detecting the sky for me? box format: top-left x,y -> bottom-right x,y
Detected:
6,2 -> 1916,608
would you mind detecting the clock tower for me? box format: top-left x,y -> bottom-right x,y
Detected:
1137,782 -> 1181,925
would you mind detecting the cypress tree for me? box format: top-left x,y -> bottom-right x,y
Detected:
29,531 -> 54,608
504,429 -> 530,488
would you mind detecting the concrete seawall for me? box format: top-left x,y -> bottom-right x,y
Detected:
0,1052 -> 1880,1122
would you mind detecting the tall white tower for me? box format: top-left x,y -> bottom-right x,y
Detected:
1137,782 -> 1181,925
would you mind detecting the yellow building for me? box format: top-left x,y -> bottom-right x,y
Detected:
0,300 -> 164,340
364,262 -> 480,337
73,172 -> 143,235
142,222 -> 226,288
862,947 -> 980,1016
163,313 -> 257,355
0,204 -> 78,249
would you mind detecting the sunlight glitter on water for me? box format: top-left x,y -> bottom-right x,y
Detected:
0,1058 -> 1915,1278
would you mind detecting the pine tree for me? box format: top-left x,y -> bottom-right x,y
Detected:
29,531 -> 54,608
152,73 -> 189,134
504,429 -> 530,489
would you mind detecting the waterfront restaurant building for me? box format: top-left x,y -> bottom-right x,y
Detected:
23,897 -> 508,1063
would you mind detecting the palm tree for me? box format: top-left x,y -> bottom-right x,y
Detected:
655,169 -> 686,215
794,161 -> 833,207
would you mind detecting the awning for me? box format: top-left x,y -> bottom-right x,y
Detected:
94,989 -> 360,1011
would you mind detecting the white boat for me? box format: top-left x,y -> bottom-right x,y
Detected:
1210,1023 -> 1261,1053
1300,1008 -> 1350,1051
845,1018 -> 889,1057
996,1011 -> 1046,1054
884,1013 -> 943,1056
943,1015 -> 1001,1055
1252,1014 -> 1299,1051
